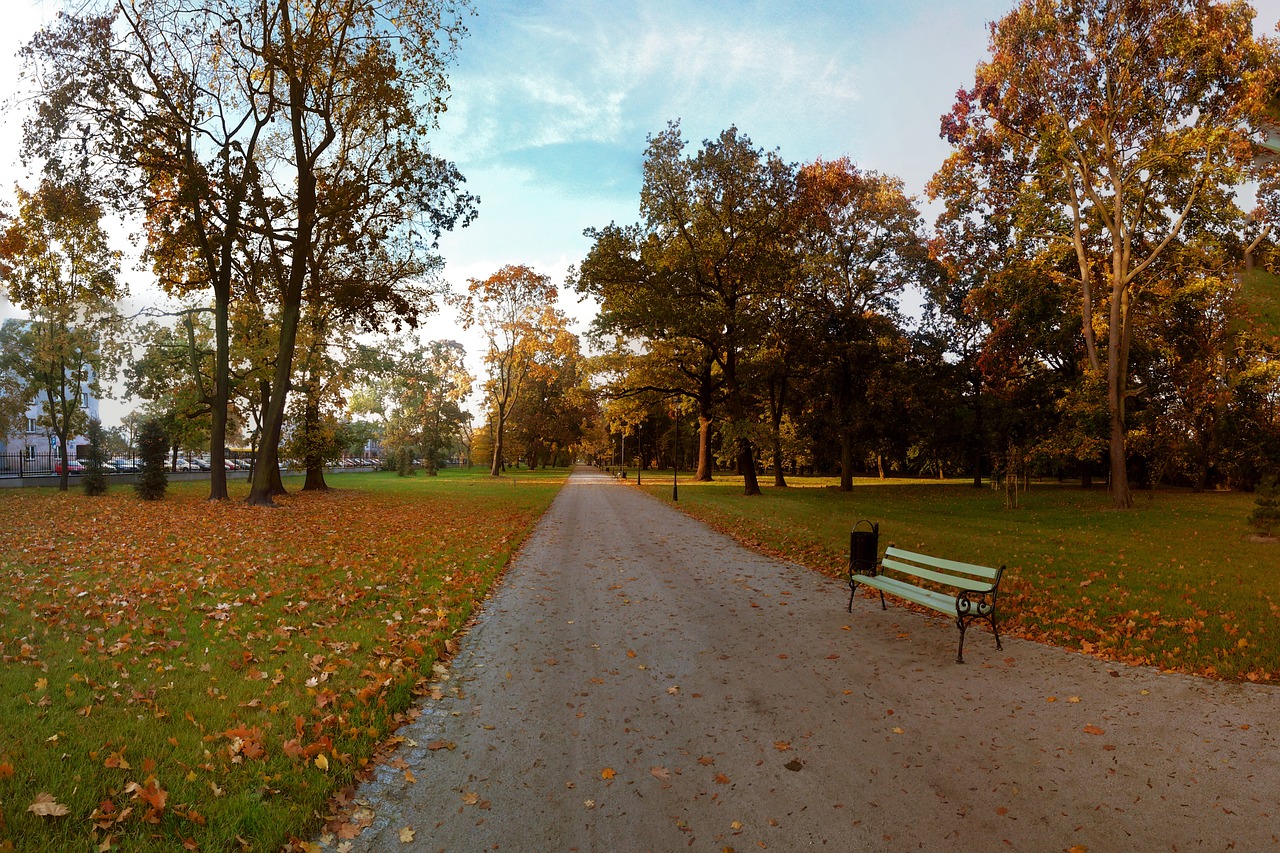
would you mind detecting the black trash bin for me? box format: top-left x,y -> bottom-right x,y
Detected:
848,519 -> 879,609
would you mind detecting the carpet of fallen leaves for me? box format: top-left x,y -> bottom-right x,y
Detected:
0,472 -> 563,852
651,477 -> 1280,685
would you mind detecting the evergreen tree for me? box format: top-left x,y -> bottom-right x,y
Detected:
82,417 -> 108,496
1248,476 -> 1280,538
135,419 -> 168,500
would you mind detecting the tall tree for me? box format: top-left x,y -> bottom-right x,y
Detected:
940,0 -> 1276,508
0,179 -> 123,491
458,265 -> 566,477
794,158 -> 923,490
577,122 -> 796,496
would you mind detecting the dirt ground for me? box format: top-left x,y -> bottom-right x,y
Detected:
339,466 -> 1280,852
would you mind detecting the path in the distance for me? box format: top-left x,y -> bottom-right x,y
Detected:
347,466 -> 1279,852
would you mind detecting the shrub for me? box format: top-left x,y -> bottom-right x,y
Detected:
396,445 -> 416,477
82,417 -> 108,496
135,419 -> 168,500
1248,475 -> 1280,538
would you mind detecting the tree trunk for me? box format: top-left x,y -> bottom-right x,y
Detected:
490,407 -> 504,477
208,291 -> 230,501
301,397 -> 328,492
772,433 -> 787,487
839,430 -> 854,492
696,414 -> 714,482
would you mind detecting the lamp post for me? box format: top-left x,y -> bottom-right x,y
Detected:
672,405 -> 679,501
636,423 -> 642,485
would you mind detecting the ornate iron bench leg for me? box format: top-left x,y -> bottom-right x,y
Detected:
955,616 -> 968,664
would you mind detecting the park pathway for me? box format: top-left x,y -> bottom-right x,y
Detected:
344,466 -> 1279,852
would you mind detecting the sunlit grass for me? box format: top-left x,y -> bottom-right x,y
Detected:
0,468 -> 565,852
644,471 -> 1280,682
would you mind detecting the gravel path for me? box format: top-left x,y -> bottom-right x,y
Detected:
343,466 -> 1279,852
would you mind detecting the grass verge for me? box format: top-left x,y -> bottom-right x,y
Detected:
643,472 -> 1280,683
0,468 -> 565,852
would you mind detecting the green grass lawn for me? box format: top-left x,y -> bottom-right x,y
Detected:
642,472 -> 1280,683
0,468 -> 565,852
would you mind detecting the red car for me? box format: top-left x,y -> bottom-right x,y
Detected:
54,459 -> 86,474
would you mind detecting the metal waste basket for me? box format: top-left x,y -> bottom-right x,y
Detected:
849,519 -> 879,576
848,519 -> 880,611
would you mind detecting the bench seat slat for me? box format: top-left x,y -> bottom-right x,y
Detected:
857,573 -> 956,613
883,546 -> 1001,580
880,557 -> 996,593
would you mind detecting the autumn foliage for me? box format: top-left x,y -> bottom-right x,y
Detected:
0,472 -> 562,851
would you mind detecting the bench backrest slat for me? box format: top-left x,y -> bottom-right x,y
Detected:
882,546 -> 1001,590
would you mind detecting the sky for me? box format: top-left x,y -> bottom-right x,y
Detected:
3,0 -> 1280,427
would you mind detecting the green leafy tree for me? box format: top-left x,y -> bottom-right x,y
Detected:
794,157 -> 923,490
0,179 -> 124,491
576,123 -> 796,495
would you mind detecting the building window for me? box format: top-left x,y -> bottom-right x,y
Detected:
82,392 -> 90,409
27,418 -> 37,433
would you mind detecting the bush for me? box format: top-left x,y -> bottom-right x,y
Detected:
82,418 -> 108,497
135,419 -> 168,500
1248,475 -> 1280,538
396,446 -> 416,477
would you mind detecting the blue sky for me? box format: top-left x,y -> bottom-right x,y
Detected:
4,0 -> 1280,424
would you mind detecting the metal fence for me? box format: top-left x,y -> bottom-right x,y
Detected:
0,450 -> 388,479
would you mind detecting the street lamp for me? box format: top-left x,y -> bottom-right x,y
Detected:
672,405 -> 679,501
636,423 -> 642,485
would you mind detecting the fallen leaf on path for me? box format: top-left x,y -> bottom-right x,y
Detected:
461,791 -> 480,805
1082,725 -> 1105,736
398,827 -> 414,843
1067,696 -> 1081,703
773,741 -> 791,751
714,773 -> 730,784
697,756 -> 715,765
650,766 -> 670,780
426,740 -> 456,751
601,767 -> 616,780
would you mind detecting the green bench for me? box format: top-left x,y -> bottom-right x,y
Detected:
849,545 -> 1005,663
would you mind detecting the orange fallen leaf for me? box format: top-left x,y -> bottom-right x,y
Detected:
773,741 -> 791,751
1082,725 -> 1105,736
650,766 -> 670,780
601,767 -> 616,780
714,773 -> 730,784
697,756 -> 715,766
461,791 -> 480,805
0,762 -> 14,779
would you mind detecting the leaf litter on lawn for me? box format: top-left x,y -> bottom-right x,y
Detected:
0,473 -> 562,852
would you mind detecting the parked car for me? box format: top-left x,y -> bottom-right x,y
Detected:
108,458 -> 138,473
193,458 -> 211,471
54,459 -> 86,475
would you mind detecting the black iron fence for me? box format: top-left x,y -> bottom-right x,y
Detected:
0,450 -> 88,478
1,450 -> 386,479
